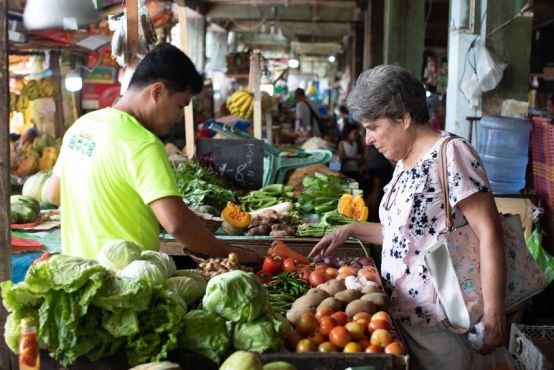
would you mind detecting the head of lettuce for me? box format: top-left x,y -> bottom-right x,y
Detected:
202,270 -> 267,323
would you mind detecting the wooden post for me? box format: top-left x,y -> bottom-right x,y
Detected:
51,53 -> 65,138
251,53 -> 262,140
0,0 -> 12,367
363,0 -> 372,71
176,0 -> 196,159
126,0 -> 139,65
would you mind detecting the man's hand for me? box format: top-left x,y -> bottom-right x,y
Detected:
231,247 -> 261,264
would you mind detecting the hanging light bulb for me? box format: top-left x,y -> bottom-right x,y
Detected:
288,58 -> 299,69
65,70 -> 83,92
328,55 -> 336,63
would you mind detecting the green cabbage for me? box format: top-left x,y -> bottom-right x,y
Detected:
232,312 -> 288,353
97,239 -> 142,273
174,269 -> 207,287
165,276 -> 206,307
119,260 -> 165,285
202,271 -> 267,323
177,310 -> 230,363
92,275 -> 152,312
140,250 -> 177,278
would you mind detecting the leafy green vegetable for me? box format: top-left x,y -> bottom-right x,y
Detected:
240,184 -> 296,211
175,160 -> 236,212
140,250 -> 177,278
232,311 -> 289,353
177,310 -> 231,364
202,271 -> 267,323
97,239 -> 142,273
219,351 -> 263,370
92,275 -> 152,312
297,210 -> 358,237
296,172 -> 349,215
118,260 -> 165,285
101,308 -> 140,337
165,276 -> 206,307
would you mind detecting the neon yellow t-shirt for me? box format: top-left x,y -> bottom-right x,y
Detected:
53,107 -> 180,259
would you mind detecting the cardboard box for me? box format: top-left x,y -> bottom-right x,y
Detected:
494,197 -> 534,239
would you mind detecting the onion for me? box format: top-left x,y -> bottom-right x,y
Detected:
358,258 -> 372,266
350,262 -> 362,271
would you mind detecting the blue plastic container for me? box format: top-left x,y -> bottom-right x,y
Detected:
476,116 -> 531,194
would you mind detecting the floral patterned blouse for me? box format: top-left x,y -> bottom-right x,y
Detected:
379,132 -> 490,327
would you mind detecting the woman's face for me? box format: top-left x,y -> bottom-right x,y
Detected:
361,117 -> 410,161
347,129 -> 358,141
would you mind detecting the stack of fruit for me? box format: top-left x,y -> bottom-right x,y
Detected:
225,90 -> 272,120
10,78 -> 57,113
285,308 -> 406,355
14,135 -> 61,177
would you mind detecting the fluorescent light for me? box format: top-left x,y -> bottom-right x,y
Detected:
288,58 -> 299,69
426,90 -> 431,98
328,55 -> 336,63
65,70 -> 83,92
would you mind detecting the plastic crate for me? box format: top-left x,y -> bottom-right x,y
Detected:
509,323 -> 554,370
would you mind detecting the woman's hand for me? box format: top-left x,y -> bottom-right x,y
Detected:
309,225 -> 352,257
479,309 -> 506,355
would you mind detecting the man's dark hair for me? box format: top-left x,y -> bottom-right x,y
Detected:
295,88 -> 306,97
339,105 -> 349,114
129,43 -> 203,94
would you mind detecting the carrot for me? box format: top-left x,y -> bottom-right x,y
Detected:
268,240 -> 310,265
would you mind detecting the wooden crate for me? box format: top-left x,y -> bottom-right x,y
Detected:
261,352 -> 408,370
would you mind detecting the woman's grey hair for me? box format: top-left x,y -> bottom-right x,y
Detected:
346,65 -> 429,124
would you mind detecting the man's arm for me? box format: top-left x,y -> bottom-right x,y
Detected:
46,175 -> 61,206
149,196 -> 259,262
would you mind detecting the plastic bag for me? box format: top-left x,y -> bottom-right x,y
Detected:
476,42 -> 507,93
461,73 -> 482,110
527,228 -> 554,287
473,347 -> 515,370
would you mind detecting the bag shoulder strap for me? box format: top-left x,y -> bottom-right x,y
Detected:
438,135 -> 458,231
300,100 -> 320,123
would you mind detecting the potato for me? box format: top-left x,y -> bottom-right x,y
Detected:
360,293 -> 389,308
318,279 -> 346,296
292,289 -> 329,308
345,299 -> 377,318
317,297 -> 345,312
286,304 -> 315,324
334,289 -> 362,303
361,285 -> 382,294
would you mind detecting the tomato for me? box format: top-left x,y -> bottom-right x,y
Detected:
310,331 -> 326,347
315,306 -> 334,321
296,311 -> 318,336
330,311 -> 348,326
343,342 -> 363,353
338,265 -> 356,275
319,316 -> 337,336
263,256 -> 283,274
368,319 -> 392,334
371,311 -> 392,324
296,338 -> 315,352
325,267 -> 338,278
353,312 -> 372,321
328,326 -> 352,348
283,257 -> 299,273
357,337 -> 371,350
318,341 -> 337,352
298,266 -> 312,281
308,270 -> 330,287
365,344 -> 384,353
345,321 -> 365,341
370,329 -> 393,348
285,331 -> 303,351
384,341 -> 406,355
314,264 -> 328,271
356,318 -> 369,331
256,270 -> 273,284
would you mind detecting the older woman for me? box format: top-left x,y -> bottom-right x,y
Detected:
309,65 -> 506,370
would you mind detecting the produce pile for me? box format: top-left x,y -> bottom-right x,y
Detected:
1,241 -> 288,366
13,134 -> 61,178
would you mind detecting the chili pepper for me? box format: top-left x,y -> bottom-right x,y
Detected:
262,255 -> 283,274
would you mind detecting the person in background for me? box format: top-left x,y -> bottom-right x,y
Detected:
18,126 -> 38,148
294,87 -> 321,138
310,65 -> 506,370
338,123 -> 365,184
337,105 -> 350,134
47,43 -> 257,263
431,94 -> 446,130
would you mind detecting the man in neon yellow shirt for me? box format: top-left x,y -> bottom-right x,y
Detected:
48,44 -> 256,262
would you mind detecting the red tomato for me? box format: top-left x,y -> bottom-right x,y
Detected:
325,267 -> 338,278
368,319 -> 392,334
328,326 -> 352,348
330,311 -> 348,326
345,321 -> 365,341
310,331 -> 326,347
256,270 -> 273,284
262,256 -> 283,274
314,264 -> 328,271
353,312 -> 372,321
319,316 -> 337,336
296,311 -> 318,336
357,337 -> 371,350
370,329 -> 393,348
315,306 -> 334,321
356,318 -> 370,331
384,341 -> 406,355
298,266 -> 312,281
371,311 -> 393,324
283,257 -> 299,272
308,270 -> 330,287
365,344 -> 384,353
